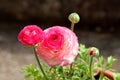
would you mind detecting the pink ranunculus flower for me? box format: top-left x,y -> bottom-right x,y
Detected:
35,26 -> 79,66
18,25 -> 44,46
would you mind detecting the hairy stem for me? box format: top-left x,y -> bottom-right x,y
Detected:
33,48 -> 48,80
90,56 -> 94,80
70,63 -> 73,75
69,22 -> 75,77
71,22 -> 75,31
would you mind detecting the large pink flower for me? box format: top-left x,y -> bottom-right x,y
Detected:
35,26 -> 79,66
18,25 -> 44,46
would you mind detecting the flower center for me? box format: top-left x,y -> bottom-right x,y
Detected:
51,34 -> 58,41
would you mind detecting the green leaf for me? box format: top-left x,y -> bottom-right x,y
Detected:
71,75 -> 80,80
79,44 -> 86,53
20,64 -> 43,79
113,73 -> 120,80
106,56 -> 116,69
98,56 -> 105,67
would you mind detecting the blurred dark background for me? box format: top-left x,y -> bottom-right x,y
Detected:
0,0 -> 120,80
0,0 -> 120,33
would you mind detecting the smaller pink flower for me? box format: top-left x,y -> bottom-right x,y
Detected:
18,25 -> 44,46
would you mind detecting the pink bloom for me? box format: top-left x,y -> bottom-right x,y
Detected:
18,25 -> 44,46
35,26 -> 79,66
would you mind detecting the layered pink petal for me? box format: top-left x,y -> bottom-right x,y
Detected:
18,25 -> 44,46
36,26 -> 79,66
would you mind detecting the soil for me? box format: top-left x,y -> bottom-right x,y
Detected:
0,23 -> 120,80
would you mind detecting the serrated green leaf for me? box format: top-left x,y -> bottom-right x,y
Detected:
20,64 -> 42,80
106,56 -> 116,69
98,56 -> 105,67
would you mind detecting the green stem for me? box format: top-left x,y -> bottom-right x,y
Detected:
69,22 -> 75,78
69,63 -> 73,76
33,48 -> 48,80
71,22 -> 75,31
69,19 -> 76,79
99,68 -> 104,80
89,56 -> 94,80
61,66 -> 66,79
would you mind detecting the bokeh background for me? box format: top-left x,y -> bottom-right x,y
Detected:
0,0 -> 120,80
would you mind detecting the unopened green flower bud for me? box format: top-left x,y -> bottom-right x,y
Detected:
68,12 -> 80,23
89,47 -> 99,56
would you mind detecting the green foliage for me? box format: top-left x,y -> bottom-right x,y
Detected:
21,64 -> 44,80
114,73 -> 120,80
98,56 -> 105,67
106,56 -> 116,70
21,44 -> 119,80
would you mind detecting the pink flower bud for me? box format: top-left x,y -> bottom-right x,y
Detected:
18,25 -> 44,46
35,26 -> 79,66
90,50 -> 94,55
90,47 -> 99,56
